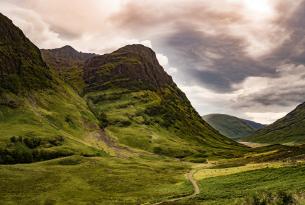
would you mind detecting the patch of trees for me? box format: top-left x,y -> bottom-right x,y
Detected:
0,135 -> 73,164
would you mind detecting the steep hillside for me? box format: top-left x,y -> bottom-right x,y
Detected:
41,46 -> 96,93
203,114 -> 265,139
0,13 -> 105,164
0,14 -> 53,93
83,44 -> 247,160
244,102 -> 305,144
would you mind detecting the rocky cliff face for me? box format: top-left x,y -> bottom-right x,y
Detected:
0,13 -> 52,93
41,46 -> 96,93
84,44 -> 173,92
41,45 -> 96,71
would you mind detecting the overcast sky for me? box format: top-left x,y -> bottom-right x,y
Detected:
1,0 -> 305,124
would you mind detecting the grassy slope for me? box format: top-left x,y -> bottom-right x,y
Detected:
84,45 -> 248,161
0,155 -> 192,205
193,165 -> 305,205
244,102 -> 305,145
0,83 -> 108,161
203,114 -> 264,139
0,13 -> 107,162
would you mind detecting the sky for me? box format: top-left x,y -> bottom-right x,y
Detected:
1,0 -> 305,124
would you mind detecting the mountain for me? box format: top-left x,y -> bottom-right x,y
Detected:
244,102 -> 305,144
81,44 -> 247,160
0,12 -> 247,165
203,114 -> 265,139
0,13 -> 105,164
41,46 -> 96,93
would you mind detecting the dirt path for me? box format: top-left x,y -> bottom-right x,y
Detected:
150,169 -> 200,205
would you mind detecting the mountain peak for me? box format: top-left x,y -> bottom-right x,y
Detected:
115,44 -> 154,54
60,45 -> 77,52
41,45 -> 96,67
84,44 -> 173,92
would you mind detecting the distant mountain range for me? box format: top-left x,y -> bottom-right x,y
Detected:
244,102 -> 305,145
203,114 -> 265,139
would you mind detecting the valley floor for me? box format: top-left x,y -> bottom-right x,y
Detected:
1,152 -> 305,205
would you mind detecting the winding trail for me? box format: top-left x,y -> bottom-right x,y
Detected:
151,169 -> 200,205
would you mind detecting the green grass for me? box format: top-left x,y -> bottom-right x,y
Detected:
85,88 -> 247,161
191,164 -> 305,204
0,83 -> 109,163
0,155 -> 192,205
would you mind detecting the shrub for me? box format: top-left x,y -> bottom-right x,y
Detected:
23,136 -> 42,148
98,112 -> 109,128
65,115 -> 75,128
115,120 -> 131,127
189,158 -> 207,163
47,136 -> 64,146
12,142 -> 33,163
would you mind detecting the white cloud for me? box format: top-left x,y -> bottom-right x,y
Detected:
156,53 -> 169,67
245,112 -> 287,124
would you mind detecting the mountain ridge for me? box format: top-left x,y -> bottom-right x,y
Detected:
41,45 -> 96,93
244,102 -> 305,144
203,114 -> 265,139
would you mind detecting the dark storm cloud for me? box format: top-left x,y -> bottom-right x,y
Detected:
238,87 -> 305,108
234,1 -> 305,109
269,1 -> 305,65
157,28 -> 275,92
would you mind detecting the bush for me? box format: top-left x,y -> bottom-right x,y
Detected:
47,136 -> 64,146
65,115 -> 75,128
153,146 -> 193,158
189,158 -> 207,163
115,120 -> 131,127
23,136 -> 42,148
98,112 -> 109,128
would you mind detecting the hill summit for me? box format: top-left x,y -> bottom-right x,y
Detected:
84,44 -> 173,92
